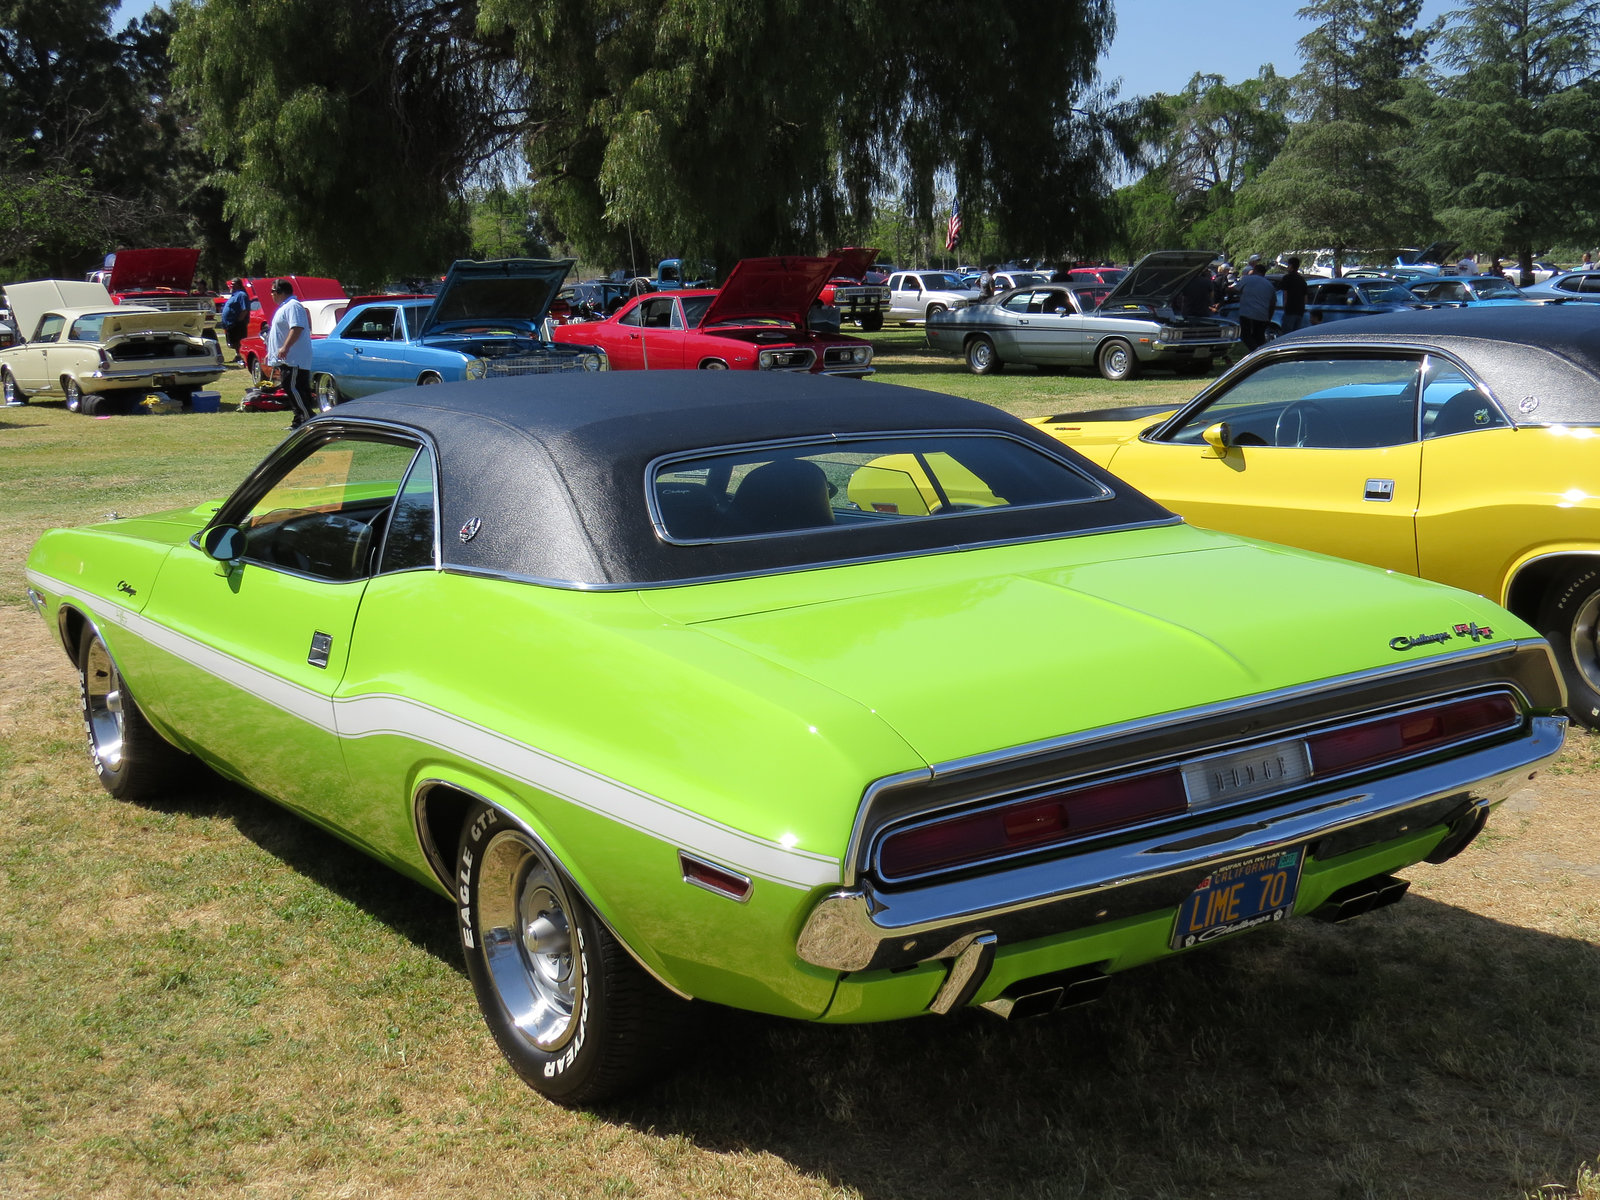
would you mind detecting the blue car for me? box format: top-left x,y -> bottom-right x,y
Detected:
1407,275 -> 1532,307
1519,270 -> 1600,303
1302,276 -> 1425,325
310,258 -> 606,410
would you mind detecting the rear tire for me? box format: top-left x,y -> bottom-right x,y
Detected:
1538,565 -> 1600,729
314,373 -> 343,413
1096,339 -> 1140,381
64,377 -> 85,413
456,803 -> 690,1105
965,335 -> 1004,375
77,625 -> 188,801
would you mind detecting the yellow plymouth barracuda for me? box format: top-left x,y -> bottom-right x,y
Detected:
1030,307 -> 1600,725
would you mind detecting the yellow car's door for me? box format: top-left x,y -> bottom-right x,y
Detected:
1104,353 -> 1429,577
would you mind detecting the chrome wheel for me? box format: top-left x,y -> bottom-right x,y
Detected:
64,378 -> 84,413
314,373 -> 342,413
1566,587 -> 1600,696
477,830 -> 583,1053
966,336 -> 1002,375
699,360 -> 728,369
417,372 -> 443,386
83,637 -> 127,774
1096,339 -> 1138,381
248,355 -> 262,384
1,369 -> 20,405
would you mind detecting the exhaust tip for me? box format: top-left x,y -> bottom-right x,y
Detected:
1309,873 -> 1410,924
980,965 -> 1109,1020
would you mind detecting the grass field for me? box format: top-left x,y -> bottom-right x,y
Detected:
1,338 -> 1597,1199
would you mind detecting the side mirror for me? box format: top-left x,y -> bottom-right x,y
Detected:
202,524 -> 244,562
1201,421 -> 1233,458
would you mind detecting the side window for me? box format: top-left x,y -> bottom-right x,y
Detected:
378,446 -> 438,572
1557,276 -> 1583,292
34,314 -> 66,343
1583,276 -> 1600,294
618,302 -> 642,327
1422,364 -> 1508,438
1317,285 -> 1352,306
640,298 -> 675,328
1002,290 -> 1035,313
347,307 -> 398,341
236,437 -> 422,581
1162,356 -> 1424,449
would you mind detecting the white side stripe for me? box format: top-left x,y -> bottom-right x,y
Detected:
30,569 -> 842,890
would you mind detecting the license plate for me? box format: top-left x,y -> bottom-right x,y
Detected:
154,375 -> 175,386
1181,738 -> 1310,810
1171,848 -> 1304,950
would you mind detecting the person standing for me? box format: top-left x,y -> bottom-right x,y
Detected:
1279,256 -> 1308,333
220,279 -> 250,363
1236,262 -> 1277,351
266,278 -> 314,428
977,265 -> 996,302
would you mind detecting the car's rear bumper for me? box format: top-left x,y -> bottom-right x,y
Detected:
795,715 -> 1564,975
88,365 -> 225,391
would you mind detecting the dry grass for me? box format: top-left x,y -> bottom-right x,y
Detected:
1,352 -> 1596,1199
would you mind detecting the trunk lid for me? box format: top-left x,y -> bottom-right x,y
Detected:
642,526 -> 1511,765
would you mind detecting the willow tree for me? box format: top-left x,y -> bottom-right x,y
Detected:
173,0 -> 1135,278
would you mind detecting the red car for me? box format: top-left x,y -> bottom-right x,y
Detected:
101,248 -> 221,334
551,256 -> 874,376
816,246 -> 891,332
1067,265 -> 1127,286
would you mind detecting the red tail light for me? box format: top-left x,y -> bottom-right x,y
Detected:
878,771 -> 1187,879
1308,693 -> 1518,775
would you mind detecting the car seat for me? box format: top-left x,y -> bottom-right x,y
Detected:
730,460 -> 835,534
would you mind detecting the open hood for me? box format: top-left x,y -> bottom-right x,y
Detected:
107,248 -> 200,293
1099,250 -> 1220,309
417,258 -> 575,337
2,280 -> 112,340
826,247 -> 880,281
699,256 -> 837,327
1396,241 -> 1460,266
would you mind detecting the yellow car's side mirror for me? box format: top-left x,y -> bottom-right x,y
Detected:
1201,421 -> 1232,458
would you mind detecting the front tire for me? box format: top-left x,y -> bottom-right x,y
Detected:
1,368 -> 22,406
1096,339 -> 1140,381
698,360 -> 728,369
247,354 -> 263,384
78,625 -> 187,801
456,804 -> 687,1104
1538,566 -> 1600,729
314,373 -> 343,413
965,335 -> 1004,375
925,303 -> 948,323
860,312 -> 883,333
417,372 -> 443,386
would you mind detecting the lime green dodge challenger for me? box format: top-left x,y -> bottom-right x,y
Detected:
24,373 -> 1567,1103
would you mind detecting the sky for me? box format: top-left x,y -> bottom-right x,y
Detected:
1099,0 -> 1455,100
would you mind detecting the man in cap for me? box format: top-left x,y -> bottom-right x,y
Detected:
266,278 -> 315,428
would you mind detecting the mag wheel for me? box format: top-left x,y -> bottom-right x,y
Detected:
247,354 -> 262,384
965,336 -> 1003,375
1096,339 -> 1139,381
63,377 -> 85,413
1539,565 -> 1600,729
78,626 -> 187,801
456,804 -> 689,1105
314,373 -> 343,412
2,368 -> 22,405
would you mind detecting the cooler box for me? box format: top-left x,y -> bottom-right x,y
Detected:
189,390 -> 221,413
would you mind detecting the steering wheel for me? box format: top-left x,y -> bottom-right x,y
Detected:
1274,401 -> 1327,447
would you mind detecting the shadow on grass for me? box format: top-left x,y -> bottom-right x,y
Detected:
142,772 -> 1600,1198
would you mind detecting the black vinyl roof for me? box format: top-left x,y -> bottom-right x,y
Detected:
1271,305 -> 1600,425
323,373 -> 1174,587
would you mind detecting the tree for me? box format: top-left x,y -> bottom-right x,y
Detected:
172,0 -> 1137,279
1418,0 -> 1600,284
1235,0 -> 1434,273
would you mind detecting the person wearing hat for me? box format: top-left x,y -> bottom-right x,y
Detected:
266,278 -> 314,427
220,278 -> 250,363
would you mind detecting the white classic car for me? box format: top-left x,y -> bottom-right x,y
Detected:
0,280 -> 224,413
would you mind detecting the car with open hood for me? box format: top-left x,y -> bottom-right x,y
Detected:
1028,305 -> 1600,725
100,248 -> 221,334
24,371 -> 1564,1104
1,279 -> 224,412
549,255 -> 874,376
927,251 -> 1238,380
308,258 -> 606,408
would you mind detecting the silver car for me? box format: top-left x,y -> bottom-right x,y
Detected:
926,250 -> 1239,379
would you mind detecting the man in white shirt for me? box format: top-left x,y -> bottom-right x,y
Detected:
266,278 -> 314,427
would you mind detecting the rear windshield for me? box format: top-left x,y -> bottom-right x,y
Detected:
651,433 -> 1110,541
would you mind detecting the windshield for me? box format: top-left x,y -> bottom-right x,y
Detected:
1474,277 -> 1522,299
1360,280 -> 1417,303
917,273 -> 964,290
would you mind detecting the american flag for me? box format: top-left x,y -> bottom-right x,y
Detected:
945,200 -> 962,252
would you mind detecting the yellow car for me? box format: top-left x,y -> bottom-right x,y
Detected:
0,279 -> 224,414
1031,306 -> 1600,725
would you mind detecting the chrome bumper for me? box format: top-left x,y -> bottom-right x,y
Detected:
90,365 -> 224,384
795,716 -> 1564,973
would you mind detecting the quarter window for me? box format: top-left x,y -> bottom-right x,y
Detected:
34,314 -> 65,343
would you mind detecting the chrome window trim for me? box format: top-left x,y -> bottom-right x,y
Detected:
437,513 -> 1185,592
866,686 -> 1522,886
644,428 -> 1118,547
838,636 -> 1560,888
